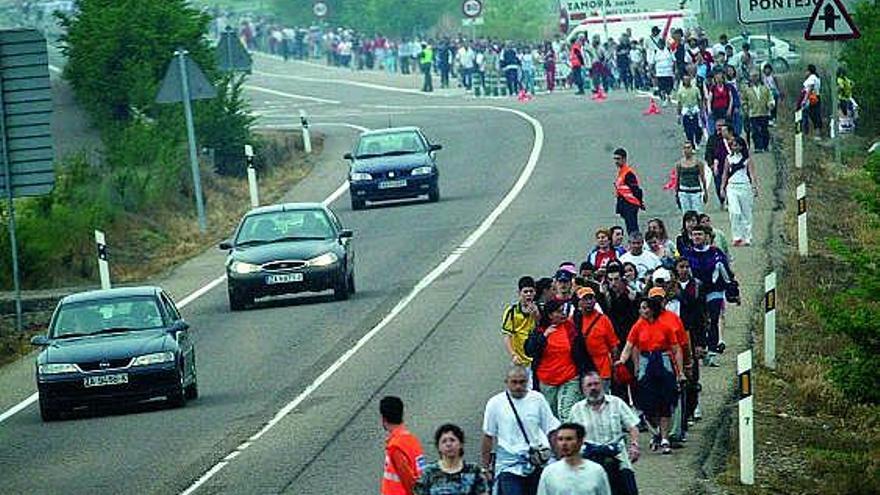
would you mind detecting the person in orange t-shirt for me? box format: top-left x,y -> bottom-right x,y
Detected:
575,287 -> 619,392
615,289 -> 684,455
524,299 -> 585,422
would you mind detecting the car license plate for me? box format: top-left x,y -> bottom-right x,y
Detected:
83,373 -> 129,388
378,179 -> 407,189
266,273 -> 303,284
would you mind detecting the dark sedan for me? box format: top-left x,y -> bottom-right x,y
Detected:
30,286 -> 198,421
345,126 -> 442,210
221,202 -> 355,310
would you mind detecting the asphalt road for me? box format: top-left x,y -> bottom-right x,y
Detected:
0,56 -> 687,494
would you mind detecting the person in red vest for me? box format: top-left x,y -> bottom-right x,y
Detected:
612,148 -> 645,235
381,396 -> 426,495
570,34 -> 587,95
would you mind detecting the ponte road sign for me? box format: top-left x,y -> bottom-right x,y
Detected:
737,0 -> 856,25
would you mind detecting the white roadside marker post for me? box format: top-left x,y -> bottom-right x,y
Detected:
245,144 -> 259,208
738,350 -> 755,485
95,230 -> 110,290
764,272 -> 777,369
300,110 -> 312,154
795,109 -> 803,169
797,183 -> 808,257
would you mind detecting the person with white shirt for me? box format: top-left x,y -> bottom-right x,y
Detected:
619,232 -> 662,281
801,64 -> 823,138
537,422 -> 611,495
482,365 -> 560,495
720,136 -> 758,246
457,43 -> 476,90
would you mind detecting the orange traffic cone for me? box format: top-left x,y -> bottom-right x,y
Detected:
518,89 -> 532,103
642,97 -> 661,115
594,86 -> 607,101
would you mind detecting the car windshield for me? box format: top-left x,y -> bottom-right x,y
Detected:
51,296 -> 166,338
235,209 -> 335,245
355,131 -> 425,158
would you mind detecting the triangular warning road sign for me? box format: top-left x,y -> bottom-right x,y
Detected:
805,0 -> 860,41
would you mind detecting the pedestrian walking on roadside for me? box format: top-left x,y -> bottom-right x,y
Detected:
381,396 -> 427,495
615,292 -> 684,455
799,64 -> 822,139
676,74 -> 703,148
502,276 -> 540,386
680,225 -> 735,367
676,141 -> 709,213
419,42 -> 434,93
742,71 -> 774,152
536,422 -> 611,495
575,287 -> 619,393
720,136 -> 758,246
543,41 -> 557,92
481,365 -> 560,495
612,148 -> 645,235
569,372 -> 640,495
501,42 -> 521,96
524,299 -> 588,422
569,34 -> 587,95
415,424 -> 489,495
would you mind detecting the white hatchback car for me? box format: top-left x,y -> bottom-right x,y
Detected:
728,35 -> 802,73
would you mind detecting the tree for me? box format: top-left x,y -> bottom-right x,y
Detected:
58,0 -> 214,125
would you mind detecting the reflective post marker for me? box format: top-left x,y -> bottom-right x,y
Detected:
738,350 -> 755,485
245,144 -> 258,208
794,109 -> 803,169
300,110 -> 312,154
764,272 -> 776,369
797,183 -> 808,256
177,50 -> 208,233
95,230 -> 110,290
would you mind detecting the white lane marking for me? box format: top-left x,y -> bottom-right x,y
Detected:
253,70 -> 456,98
179,105 -> 544,494
0,122 -> 367,427
245,84 -> 341,105
0,394 -> 38,423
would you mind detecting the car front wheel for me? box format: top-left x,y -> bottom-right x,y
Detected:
351,196 -> 365,210
428,185 -> 440,203
167,366 -> 187,408
334,271 -> 351,301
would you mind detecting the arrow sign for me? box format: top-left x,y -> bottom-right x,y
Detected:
805,0 -> 860,41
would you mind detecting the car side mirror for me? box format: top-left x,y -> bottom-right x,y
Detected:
429,144 -> 442,152
169,320 -> 190,333
339,229 -> 354,239
30,335 -> 50,347
219,240 -> 233,250
343,152 -> 353,160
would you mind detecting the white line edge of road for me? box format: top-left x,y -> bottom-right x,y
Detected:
179,105 -> 544,495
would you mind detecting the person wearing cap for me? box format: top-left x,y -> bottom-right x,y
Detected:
524,299 -> 589,422
574,287 -> 619,393
553,269 -> 576,316
614,291 -> 684,455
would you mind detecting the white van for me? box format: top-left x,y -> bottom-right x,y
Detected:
566,10 -> 698,44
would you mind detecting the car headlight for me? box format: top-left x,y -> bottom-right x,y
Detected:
131,352 -> 175,367
411,166 -> 433,175
306,252 -> 339,267
38,363 -> 78,375
350,172 -> 373,181
230,260 -> 261,274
